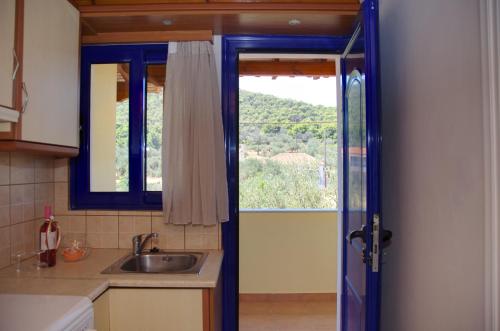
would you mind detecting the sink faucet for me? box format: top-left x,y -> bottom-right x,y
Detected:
132,233 -> 159,255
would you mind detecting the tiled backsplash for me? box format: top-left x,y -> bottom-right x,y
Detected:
0,152 -> 55,269
0,153 -> 220,270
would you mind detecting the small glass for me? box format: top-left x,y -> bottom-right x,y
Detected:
14,251 -> 24,273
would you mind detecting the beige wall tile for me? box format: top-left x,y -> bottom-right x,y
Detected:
35,183 -> 55,219
119,216 -> 151,233
24,221 -> 36,254
0,186 -> 10,228
57,215 -> 86,233
86,216 -> 99,233
185,224 -> 219,250
10,221 -> 35,260
151,211 -> 163,217
57,215 -> 86,247
54,182 -> 85,216
54,158 -> 69,183
118,210 -> 152,216
87,216 -> 118,233
34,157 -> 54,183
10,222 -> 23,255
85,233 -> 100,248
10,153 -> 35,184
10,184 -> 35,224
86,232 -> 119,249
71,216 -> 86,233
0,206 -> 9,228
100,233 -> 119,248
86,210 -> 118,216
151,217 -> 185,249
0,153 -> 9,185
0,226 -> 11,268
118,233 -> 133,249
118,215 -> 152,249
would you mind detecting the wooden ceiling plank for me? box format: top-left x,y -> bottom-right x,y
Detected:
81,18 -> 99,35
78,3 -> 359,17
82,29 -> 213,43
239,60 -> 336,76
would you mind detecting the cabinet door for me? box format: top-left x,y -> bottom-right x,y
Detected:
0,0 -> 16,109
93,291 -> 110,331
109,288 -> 204,331
22,0 -> 79,147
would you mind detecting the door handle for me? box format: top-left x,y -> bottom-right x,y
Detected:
348,225 -> 367,244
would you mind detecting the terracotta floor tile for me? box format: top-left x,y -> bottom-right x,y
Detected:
239,299 -> 337,331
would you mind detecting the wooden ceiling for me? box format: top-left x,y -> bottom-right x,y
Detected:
239,59 -> 335,77
74,0 -> 360,44
75,0 -> 358,5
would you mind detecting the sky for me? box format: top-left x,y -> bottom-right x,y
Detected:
239,76 -> 337,107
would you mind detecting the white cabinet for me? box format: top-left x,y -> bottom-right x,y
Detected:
0,0 -> 17,110
93,287 -> 222,331
21,0 -> 80,148
109,288 -> 204,331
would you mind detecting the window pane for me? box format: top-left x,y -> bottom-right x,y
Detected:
145,64 -> 166,191
90,63 -> 129,192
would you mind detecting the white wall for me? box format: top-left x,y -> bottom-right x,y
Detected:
379,1 -> 485,330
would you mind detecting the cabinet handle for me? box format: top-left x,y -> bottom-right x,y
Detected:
12,49 -> 19,80
21,82 -> 29,114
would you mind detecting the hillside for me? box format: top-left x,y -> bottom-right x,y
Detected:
238,90 -> 338,209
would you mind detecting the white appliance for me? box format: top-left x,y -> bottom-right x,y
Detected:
0,293 -> 94,331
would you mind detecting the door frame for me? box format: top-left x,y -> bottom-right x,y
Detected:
221,35 -> 351,331
480,0 -> 500,329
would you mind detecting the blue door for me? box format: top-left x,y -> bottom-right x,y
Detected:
341,1 -> 389,330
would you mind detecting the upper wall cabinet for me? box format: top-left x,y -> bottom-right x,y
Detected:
0,0 -> 80,157
0,0 -> 17,113
22,0 -> 80,148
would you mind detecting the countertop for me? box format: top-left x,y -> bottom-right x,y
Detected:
0,249 -> 223,301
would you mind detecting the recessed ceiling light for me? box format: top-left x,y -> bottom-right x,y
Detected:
288,19 -> 301,26
162,19 -> 173,26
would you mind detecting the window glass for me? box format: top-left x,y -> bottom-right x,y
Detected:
145,64 -> 166,191
90,63 -> 129,192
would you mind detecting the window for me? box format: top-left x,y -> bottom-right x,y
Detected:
238,57 -> 338,210
71,44 -> 167,210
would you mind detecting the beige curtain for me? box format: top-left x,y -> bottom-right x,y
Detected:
162,41 -> 229,225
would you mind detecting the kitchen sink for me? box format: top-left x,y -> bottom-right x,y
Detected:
101,251 -> 208,274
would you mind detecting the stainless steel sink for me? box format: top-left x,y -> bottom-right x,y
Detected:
101,251 -> 208,274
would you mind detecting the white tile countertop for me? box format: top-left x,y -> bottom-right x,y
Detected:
0,249 -> 223,301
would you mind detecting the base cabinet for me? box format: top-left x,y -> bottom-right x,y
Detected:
93,288 -> 220,331
93,290 -> 110,331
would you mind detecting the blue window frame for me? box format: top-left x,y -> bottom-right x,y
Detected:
70,44 -> 167,210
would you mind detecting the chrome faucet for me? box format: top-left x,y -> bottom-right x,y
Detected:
132,233 -> 159,255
